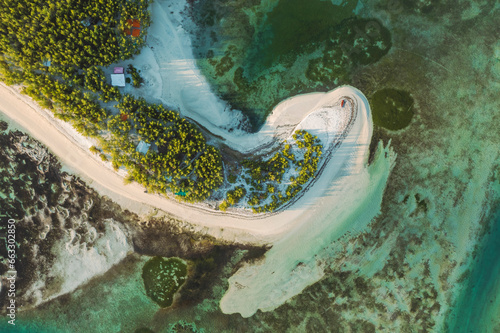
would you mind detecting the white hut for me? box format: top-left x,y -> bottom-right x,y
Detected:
111,74 -> 125,87
136,141 -> 151,154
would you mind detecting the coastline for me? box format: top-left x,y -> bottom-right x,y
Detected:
0,0 -> 397,319
0,0 -> 385,249
0,0 -> 496,328
0,81 -> 376,246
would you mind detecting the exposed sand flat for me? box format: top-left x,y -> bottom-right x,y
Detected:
146,0 -> 246,136
0,82 -> 376,246
219,89 -> 396,318
147,0 -> 330,154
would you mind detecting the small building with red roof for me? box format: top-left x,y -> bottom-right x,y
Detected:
125,19 -> 141,37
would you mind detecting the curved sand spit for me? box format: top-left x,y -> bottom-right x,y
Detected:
0,83 -> 372,245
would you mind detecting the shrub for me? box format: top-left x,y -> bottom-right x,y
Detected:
89,146 -> 100,155
226,186 -> 246,205
228,174 -> 237,183
219,200 -> 229,211
127,64 -> 144,87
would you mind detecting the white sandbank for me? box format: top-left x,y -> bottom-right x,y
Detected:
147,0 -> 303,154
220,141 -> 396,317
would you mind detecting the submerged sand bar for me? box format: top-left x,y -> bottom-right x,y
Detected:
0,82 -> 372,245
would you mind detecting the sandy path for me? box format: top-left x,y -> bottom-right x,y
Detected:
0,82 -> 372,245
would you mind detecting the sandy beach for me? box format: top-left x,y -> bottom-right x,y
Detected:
0,81 -> 374,245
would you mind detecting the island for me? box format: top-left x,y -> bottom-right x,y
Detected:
2,0 -> 499,331
0,0 -> 401,320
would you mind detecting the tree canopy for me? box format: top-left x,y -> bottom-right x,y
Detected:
0,0 -> 151,70
0,0 -> 224,202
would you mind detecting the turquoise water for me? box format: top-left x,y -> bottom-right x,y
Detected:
0,255 -> 158,333
448,207 -> 500,332
0,322 -> 65,333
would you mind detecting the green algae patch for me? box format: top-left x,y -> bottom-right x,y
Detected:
142,257 -> 187,308
370,89 -> 414,130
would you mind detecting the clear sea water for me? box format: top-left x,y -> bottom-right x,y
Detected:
448,207 -> 500,332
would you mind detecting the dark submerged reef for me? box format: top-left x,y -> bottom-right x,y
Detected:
369,88 -> 414,130
142,257 -> 187,308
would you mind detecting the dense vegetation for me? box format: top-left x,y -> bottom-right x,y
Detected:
85,66 -> 122,102
105,96 -> 224,201
219,186 -> 246,211
221,130 -> 323,213
370,88 -> 414,130
0,0 -> 225,202
142,257 -> 187,308
0,0 -> 151,70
